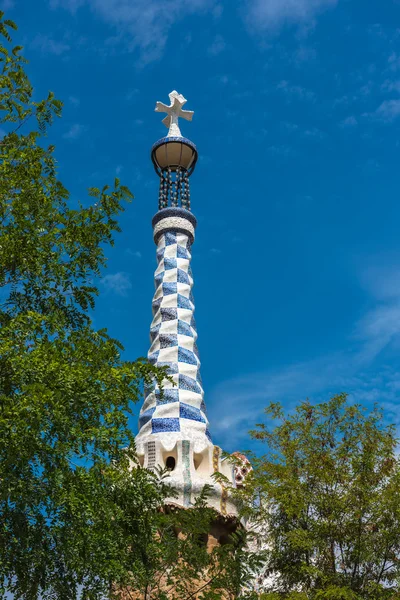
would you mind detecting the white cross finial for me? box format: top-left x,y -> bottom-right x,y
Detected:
155,90 -> 194,138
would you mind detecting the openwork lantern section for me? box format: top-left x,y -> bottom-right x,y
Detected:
150,90 -> 198,212
151,136 -> 198,211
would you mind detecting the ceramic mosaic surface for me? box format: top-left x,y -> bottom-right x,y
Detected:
134,92 -> 249,519
136,227 -> 211,447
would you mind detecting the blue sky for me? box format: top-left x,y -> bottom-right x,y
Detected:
8,0 -> 400,452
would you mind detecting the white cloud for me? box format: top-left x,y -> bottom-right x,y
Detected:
360,261 -> 400,302
382,80 -> 400,94
208,261 -> 400,447
31,34 -> 70,55
49,0 -> 85,11
294,45 -> 317,63
125,89 -> 139,101
216,75 -> 230,85
62,123 -> 85,140
352,261 -> 400,361
267,144 -> 292,157
341,115 -> 358,127
208,34 -> 226,56
49,0 -> 338,63
0,0 -> 15,9
375,99 -> 400,122
207,352 -> 385,450
212,3 -> 223,18
304,126 -> 324,138
353,303 -> 400,363
388,52 -> 400,72
244,0 -> 338,32
277,80 -> 315,101
51,0 -> 217,64
101,272 -> 132,296
125,248 -> 142,259
359,81 -> 373,97
69,95 -> 80,106
282,121 -> 299,132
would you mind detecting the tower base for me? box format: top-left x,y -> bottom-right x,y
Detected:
116,509 -> 241,600
137,437 -> 238,516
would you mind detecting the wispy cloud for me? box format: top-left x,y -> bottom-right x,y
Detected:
303,126 -> 324,138
388,52 -> 400,72
374,99 -> 400,122
209,261 -> 400,447
48,0 -> 338,64
62,123 -> 86,140
208,34 -> 226,56
101,272 -> 132,296
340,115 -> 358,127
267,144 -> 292,157
125,248 -> 142,259
277,80 -> 315,101
244,0 -> 338,32
51,0 -> 217,64
69,95 -> 80,106
49,0 -> 85,12
360,261 -> 400,302
350,260 -> 400,362
125,88 -> 139,102
382,79 -> 400,94
215,74 -> 238,86
31,33 -> 70,55
294,45 -> 317,64
0,0 -> 15,9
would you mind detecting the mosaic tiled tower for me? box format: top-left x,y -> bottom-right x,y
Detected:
135,91 -> 239,515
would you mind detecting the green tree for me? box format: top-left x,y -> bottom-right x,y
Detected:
241,394 -> 400,600
112,484 -> 260,600
0,10 -> 165,599
0,14 -> 256,599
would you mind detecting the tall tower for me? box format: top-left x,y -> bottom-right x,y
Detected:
136,92 -> 244,516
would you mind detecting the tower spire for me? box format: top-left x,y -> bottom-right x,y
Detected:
151,92 -> 197,212
136,92 -> 238,515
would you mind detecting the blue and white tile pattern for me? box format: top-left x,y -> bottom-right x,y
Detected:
137,229 -> 211,444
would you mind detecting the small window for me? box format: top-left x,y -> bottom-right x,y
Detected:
166,456 -> 176,471
193,452 -> 203,470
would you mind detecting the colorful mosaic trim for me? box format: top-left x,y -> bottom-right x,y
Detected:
213,446 -> 228,515
212,445 -> 220,473
220,487 -> 228,515
152,207 -> 197,244
182,440 -> 192,507
137,226 -> 211,443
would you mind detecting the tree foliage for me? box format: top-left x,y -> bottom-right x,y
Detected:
241,394 -> 400,600
0,14 -> 256,599
0,10 -> 164,598
113,484 -> 261,600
